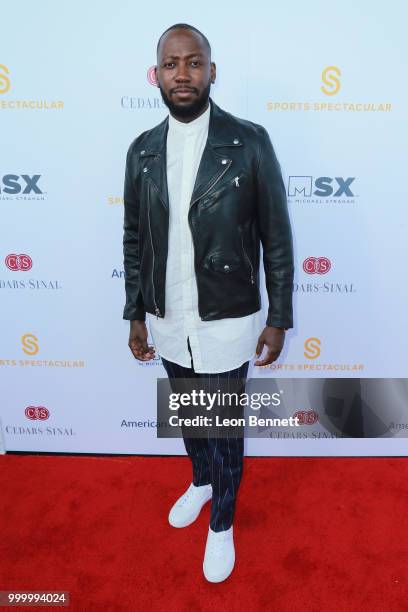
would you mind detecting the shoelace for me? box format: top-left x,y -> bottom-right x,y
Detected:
177,484 -> 210,507
207,531 -> 230,558
177,485 -> 196,507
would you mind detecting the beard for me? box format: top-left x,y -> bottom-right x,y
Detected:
157,80 -> 212,120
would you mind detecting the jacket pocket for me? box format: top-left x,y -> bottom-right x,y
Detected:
200,170 -> 248,211
203,252 -> 244,274
238,226 -> 255,284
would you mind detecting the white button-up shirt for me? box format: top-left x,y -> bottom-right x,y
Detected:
147,102 -> 264,373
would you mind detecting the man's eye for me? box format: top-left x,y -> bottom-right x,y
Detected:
164,63 -> 175,68
191,61 -> 201,67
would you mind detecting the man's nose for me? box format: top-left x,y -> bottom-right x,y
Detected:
175,63 -> 191,81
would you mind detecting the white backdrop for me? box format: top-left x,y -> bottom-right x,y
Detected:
1,0 -> 407,455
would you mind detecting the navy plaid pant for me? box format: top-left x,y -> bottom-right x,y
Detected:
161,338 -> 249,532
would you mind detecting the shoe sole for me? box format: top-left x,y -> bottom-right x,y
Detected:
203,553 -> 235,583
168,492 -> 212,528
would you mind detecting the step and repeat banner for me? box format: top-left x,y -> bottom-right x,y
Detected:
1,1 -> 407,455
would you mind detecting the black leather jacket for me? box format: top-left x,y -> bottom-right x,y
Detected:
122,96 -> 294,328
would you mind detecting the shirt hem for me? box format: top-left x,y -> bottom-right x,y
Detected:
157,351 -> 192,370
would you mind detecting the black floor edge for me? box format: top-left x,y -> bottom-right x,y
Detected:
2,451 -> 407,458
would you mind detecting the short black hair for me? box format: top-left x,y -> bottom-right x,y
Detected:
156,23 -> 211,60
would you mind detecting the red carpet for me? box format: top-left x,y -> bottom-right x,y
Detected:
1,455 -> 407,611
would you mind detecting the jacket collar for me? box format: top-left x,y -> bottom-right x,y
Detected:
139,97 -> 243,211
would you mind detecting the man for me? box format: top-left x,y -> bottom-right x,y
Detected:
123,23 -> 294,582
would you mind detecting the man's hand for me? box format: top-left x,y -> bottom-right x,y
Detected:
254,326 -> 286,366
128,320 -> 156,361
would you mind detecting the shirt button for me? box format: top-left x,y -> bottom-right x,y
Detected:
143,167 -> 148,172
233,139 -> 239,144
140,150 -> 145,155
224,264 -> 230,271
221,159 -> 228,164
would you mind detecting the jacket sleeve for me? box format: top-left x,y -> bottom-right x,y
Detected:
122,143 -> 146,321
255,126 -> 294,329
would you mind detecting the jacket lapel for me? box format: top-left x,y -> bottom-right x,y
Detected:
139,117 -> 170,211
141,96 -> 243,212
190,97 -> 244,206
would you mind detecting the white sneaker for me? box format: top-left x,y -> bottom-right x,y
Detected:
168,482 -> 212,528
203,525 -> 235,583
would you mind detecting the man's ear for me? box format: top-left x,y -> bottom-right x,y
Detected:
211,62 -> 216,84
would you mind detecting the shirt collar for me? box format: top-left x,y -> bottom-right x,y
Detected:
168,101 -> 210,135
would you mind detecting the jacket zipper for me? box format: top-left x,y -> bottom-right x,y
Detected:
241,233 -> 255,284
189,159 -> 232,209
147,191 -> 161,318
201,172 -> 245,208
188,159 -> 233,317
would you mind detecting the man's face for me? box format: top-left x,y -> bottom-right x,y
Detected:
155,29 -> 216,120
